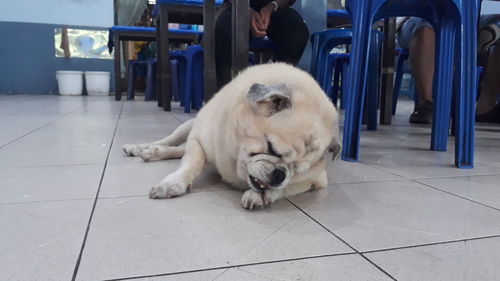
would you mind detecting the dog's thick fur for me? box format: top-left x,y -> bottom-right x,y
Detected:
122,63 -> 341,209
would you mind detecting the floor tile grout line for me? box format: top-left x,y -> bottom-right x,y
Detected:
362,163 -> 410,178
210,268 -> 231,281
0,105 -> 83,150
71,102 -> 124,281
414,180 -> 500,212
408,171 -> 500,181
0,197 -> 96,206
0,162 -> 101,170
362,162 -> 500,182
286,199 -> 398,281
101,251 -> 357,281
329,178 -> 408,186
361,233 -> 500,255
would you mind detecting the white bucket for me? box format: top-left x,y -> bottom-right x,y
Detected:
84,71 -> 110,96
56,70 -> 83,95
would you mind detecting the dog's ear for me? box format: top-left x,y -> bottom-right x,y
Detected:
328,136 -> 342,161
247,83 -> 292,117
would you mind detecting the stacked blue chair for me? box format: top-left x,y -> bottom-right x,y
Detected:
170,45 -> 204,113
310,29 -> 353,94
343,0 -> 480,168
170,59 -> 180,101
311,29 -> 383,130
127,59 -> 157,101
327,53 -> 350,105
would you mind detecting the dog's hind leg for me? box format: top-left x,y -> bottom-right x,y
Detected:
140,146 -> 185,162
122,119 -> 194,156
152,119 -> 194,146
149,137 -> 206,198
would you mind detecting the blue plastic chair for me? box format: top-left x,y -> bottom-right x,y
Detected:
311,29 -> 382,130
310,29 -> 353,94
343,0 -> 480,168
127,59 -> 157,101
170,45 -> 204,113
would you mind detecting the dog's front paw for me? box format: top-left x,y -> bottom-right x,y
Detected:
241,190 -> 270,210
149,178 -> 190,199
140,148 -> 154,162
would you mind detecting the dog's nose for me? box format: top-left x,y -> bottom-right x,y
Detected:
270,168 -> 286,186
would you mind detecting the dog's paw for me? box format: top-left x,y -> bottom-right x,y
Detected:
122,144 -> 148,156
140,148 -> 154,162
241,190 -> 270,210
149,179 -> 191,199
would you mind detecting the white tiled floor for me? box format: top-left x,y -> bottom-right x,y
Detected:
1,95 -> 500,281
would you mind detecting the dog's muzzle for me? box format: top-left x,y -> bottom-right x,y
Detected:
249,168 -> 286,191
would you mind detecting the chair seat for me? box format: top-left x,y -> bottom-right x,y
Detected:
111,26 -> 156,33
327,9 -> 350,19
111,26 -> 203,36
156,0 -> 223,5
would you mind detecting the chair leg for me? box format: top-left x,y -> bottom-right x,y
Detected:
170,59 -> 180,101
340,61 -> 348,110
454,0 -> 479,168
309,33 -> 320,78
323,55 -> 336,93
366,30 -> 382,131
145,60 -> 155,101
178,57 -> 187,107
127,61 -> 136,100
183,52 -> 194,113
331,60 -> 341,104
392,53 -> 407,115
430,20 -> 456,152
193,52 -> 204,110
342,17 -> 373,161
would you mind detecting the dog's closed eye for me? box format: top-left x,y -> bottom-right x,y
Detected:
267,141 -> 282,158
248,141 -> 282,158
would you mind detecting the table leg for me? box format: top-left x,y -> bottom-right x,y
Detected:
231,0 -> 249,77
156,16 -> 163,108
380,18 -> 396,124
203,0 -> 217,101
159,4 -> 172,111
114,33 -> 122,100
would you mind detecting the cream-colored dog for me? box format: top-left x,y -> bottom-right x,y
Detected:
122,63 -> 341,209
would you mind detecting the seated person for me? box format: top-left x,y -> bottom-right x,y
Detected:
396,16 -> 500,124
215,0 -> 309,90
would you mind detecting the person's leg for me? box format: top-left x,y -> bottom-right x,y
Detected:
476,44 -> 500,123
215,6 -> 232,90
407,24 -> 435,124
265,8 -> 309,65
410,26 -> 435,104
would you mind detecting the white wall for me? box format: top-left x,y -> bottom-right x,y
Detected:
482,0 -> 500,15
0,0 -> 113,27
